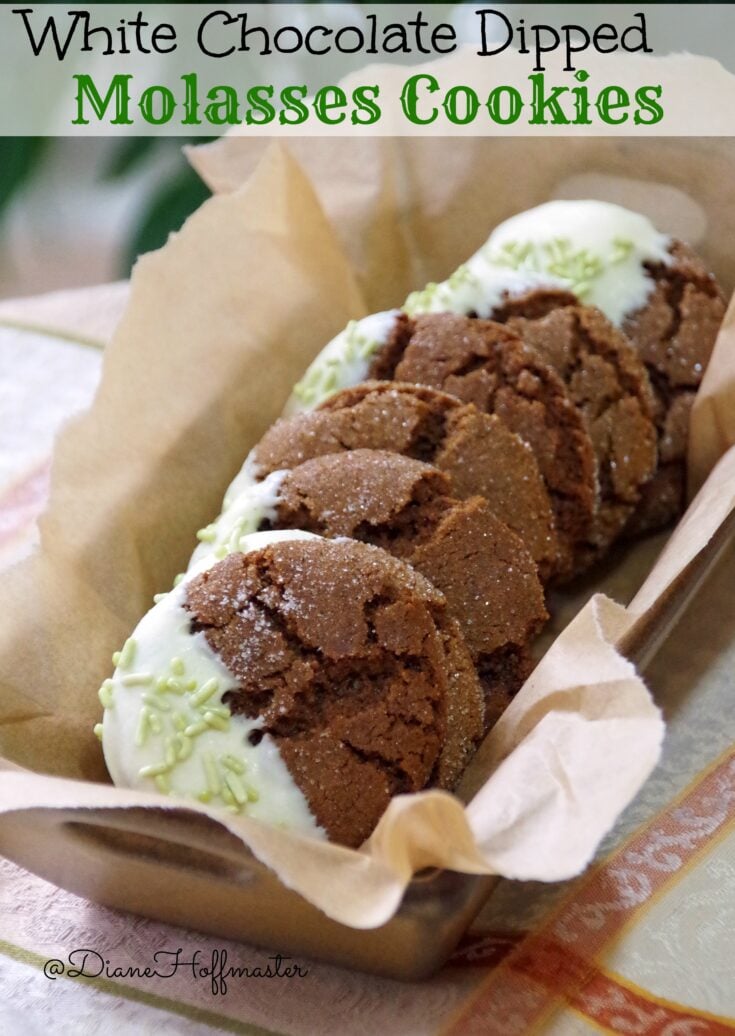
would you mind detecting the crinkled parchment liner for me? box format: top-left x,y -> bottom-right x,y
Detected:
0,143 -> 733,929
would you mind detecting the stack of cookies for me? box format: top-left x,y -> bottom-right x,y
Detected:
98,200 -> 724,847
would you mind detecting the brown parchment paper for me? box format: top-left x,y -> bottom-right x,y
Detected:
0,141 -> 733,930
190,137 -> 735,315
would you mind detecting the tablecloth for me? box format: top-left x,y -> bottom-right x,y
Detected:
0,289 -> 733,1036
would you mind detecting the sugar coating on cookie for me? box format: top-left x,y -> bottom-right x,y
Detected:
622,240 -> 725,531
502,303 -> 658,562
285,273 -> 571,417
185,537 -> 485,847
259,449 -> 547,720
100,530 -> 325,836
281,201 -> 722,537
373,314 -> 597,580
249,381 -> 559,579
472,201 -> 725,531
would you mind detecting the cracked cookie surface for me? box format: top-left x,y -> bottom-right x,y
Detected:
623,240 -> 725,531
502,303 -> 658,567
269,449 -> 548,722
369,313 -> 597,580
184,538 -> 484,847
254,381 -> 559,579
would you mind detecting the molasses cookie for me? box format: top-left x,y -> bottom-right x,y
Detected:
199,450 -> 548,723
101,532 -> 485,848
482,201 -> 725,530
622,240 -> 725,531
246,381 -> 559,579
502,303 -> 658,560
374,314 -> 597,579
189,538 -> 485,846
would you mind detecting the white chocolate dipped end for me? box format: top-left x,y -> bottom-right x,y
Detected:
193,469 -> 287,569
405,254 -> 566,319
222,449 -> 262,511
286,310 -> 402,414
99,529 -> 325,838
280,202 -> 672,422
482,200 -> 673,326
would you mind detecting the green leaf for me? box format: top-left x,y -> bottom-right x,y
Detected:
121,165 -> 211,274
102,137 -> 159,181
0,138 -> 47,221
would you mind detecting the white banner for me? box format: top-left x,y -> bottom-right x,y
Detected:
0,4 -> 732,135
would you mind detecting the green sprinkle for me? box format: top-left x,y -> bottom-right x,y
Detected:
135,707 -> 151,747
221,783 -> 238,809
196,524 -> 217,543
139,760 -> 173,778
611,236 -> 634,263
111,651 -> 121,666
170,657 -> 185,676
446,263 -> 475,291
98,680 -> 114,709
155,676 -> 169,693
191,678 -> 219,708
173,573 -> 185,588
122,672 -> 154,687
172,711 -> 187,731
222,754 -> 246,775
185,678 -> 198,691
214,546 -> 228,560
164,737 -> 178,768
197,790 -> 213,804
224,772 -> 248,807
207,704 -> 230,720
142,693 -> 170,712
93,723 -> 104,741
226,518 -> 247,554
484,234 -> 634,301
404,283 -> 438,315
290,324 -> 383,409
245,784 -> 260,803
203,752 -> 221,795
153,593 -> 167,605
184,720 -> 208,738
117,638 -> 137,671
148,713 -> 163,735
359,338 -> 378,359
203,710 -> 228,731
166,677 -> 186,694
176,733 -> 193,761
154,774 -> 171,794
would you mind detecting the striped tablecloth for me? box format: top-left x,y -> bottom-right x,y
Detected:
0,290 -> 733,1036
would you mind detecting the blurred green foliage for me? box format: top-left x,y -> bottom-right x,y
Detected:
0,135 -> 214,278
101,137 -> 214,274
120,161 -> 212,274
0,138 -> 48,222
